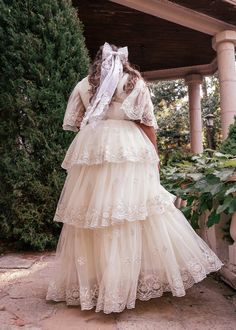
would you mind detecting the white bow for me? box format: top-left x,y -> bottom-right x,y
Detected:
80,42 -> 128,129
102,42 -> 128,63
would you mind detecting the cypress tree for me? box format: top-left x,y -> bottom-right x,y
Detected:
0,0 -> 89,250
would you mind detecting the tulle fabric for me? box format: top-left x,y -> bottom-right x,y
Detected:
61,119 -> 159,169
46,116 -> 224,313
54,160 -> 176,228
46,214 -> 223,314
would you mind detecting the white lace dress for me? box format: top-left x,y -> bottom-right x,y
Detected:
46,74 -> 224,314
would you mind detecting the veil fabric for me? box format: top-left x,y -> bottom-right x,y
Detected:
80,42 -> 128,129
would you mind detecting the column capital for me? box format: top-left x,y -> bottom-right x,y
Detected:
212,30 -> 236,51
185,74 -> 203,85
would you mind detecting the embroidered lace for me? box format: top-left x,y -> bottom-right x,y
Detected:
46,246 -> 223,314
62,77 -> 158,132
53,194 -> 175,228
62,144 -> 159,168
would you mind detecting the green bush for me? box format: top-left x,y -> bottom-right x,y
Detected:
220,117 -> 236,156
160,152 -> 236,241
0,0 -> 89,251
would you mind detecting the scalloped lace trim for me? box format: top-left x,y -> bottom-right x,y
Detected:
62,145 -> 159,167
46,249 -> 223,314
121,99 -> 158,130
53,195 -> 175,228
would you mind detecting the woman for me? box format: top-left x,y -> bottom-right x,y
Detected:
46,42 -> 223,314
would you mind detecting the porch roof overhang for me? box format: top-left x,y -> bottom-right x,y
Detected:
72,0 -> 236,80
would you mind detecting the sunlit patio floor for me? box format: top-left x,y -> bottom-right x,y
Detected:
0,251 -> 236,330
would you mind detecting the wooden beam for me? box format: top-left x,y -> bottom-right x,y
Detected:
142,59 -> 218,81
110,0 -> 236,35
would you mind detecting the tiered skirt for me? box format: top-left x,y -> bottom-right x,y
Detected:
46,119 -> 224,314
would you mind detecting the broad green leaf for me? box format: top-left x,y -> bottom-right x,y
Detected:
191,211 -> 200,229
181,206 -> 192,219
205,174 -> 221,184
206,183 -> 223,195
194,176 -> 223,195
213,152 -> 228,158
214,168 -> 235,181
216,195 -> 234,214
219,159 -> 236,168
186,195 -> 197,206
187,173 -> 204,181
225,186 -> 236,196
229,199 -> 236,213
207,211 -> 221,227
179,161 -> 194,167
197,192 -> 213,214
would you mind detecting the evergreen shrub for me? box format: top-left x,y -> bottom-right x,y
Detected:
0,0 -> 89,250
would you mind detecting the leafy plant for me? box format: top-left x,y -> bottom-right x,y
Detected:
160,152 -> 236,240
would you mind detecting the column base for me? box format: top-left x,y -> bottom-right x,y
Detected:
220,243 -> 236,290
220,266 -> 236,290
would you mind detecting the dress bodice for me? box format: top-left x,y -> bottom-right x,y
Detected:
79,73 -> 129,121
62,73 -> 158,132
104,73 -> 130,120
104,101 -> 126,120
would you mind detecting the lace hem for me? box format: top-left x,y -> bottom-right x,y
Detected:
46,252 -> 223,314
62,80 -> 86,132
61,145 -> 159,168
121,99 -> 158,130
53,195 -> 176,228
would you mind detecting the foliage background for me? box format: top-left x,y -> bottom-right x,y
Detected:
151,75 -> 221,163
0,0 -> 89,251
152,78 -> 236,241
160,151 -> 236,241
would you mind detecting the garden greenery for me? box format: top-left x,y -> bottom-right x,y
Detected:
160,151 -> 236,241
220,117 -> 236,156
0,0 -> 89,251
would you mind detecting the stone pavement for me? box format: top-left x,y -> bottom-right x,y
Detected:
0,252 -> 236,330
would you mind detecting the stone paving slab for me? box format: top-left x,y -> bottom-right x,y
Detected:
0,252 -> 236,330
0,254 -> 40,269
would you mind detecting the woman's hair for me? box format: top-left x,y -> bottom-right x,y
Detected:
88,44 -> 142,101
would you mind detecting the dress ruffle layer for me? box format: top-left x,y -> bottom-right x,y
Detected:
61,119 -> 159,169
47,118 -> 224,314
54,161 -> 176,228
46,216 -> 223,314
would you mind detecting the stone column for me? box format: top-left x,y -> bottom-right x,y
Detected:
185,74 -> 203,154
212,30 -> 236,139
220,211 -> 236,289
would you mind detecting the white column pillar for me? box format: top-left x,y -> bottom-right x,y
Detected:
212,30 -> 236,139
185,74 -> 203,154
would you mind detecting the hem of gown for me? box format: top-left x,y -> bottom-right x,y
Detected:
46,262 -> 224,314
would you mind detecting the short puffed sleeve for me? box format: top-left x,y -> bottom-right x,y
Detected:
62,80 -> 86,132
120,79 -> 158,130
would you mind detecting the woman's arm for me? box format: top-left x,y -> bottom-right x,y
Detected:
135,121 -> 158,154
135,121 -> 160,170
